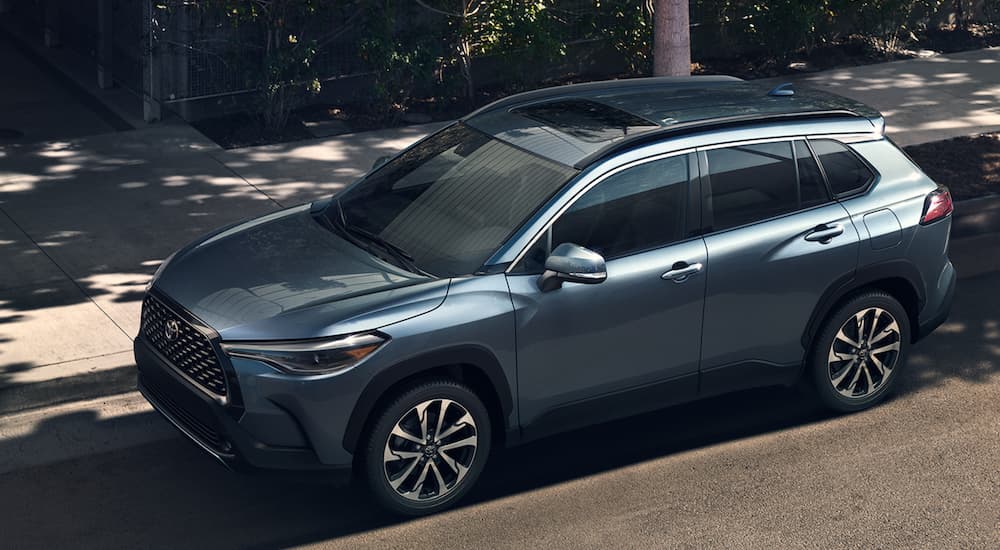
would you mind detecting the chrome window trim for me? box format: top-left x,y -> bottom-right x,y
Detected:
696,135 -> 807,151
808,132 -> 882,144
504,147 -> 696,273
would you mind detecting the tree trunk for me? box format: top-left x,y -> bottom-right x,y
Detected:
459,36 -> 475,105
652,0 -> 691,77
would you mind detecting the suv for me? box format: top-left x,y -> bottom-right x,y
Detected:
135,76 -> 955,516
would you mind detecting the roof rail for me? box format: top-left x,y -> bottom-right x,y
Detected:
574,109 -> 867,169
464,75 -> 744,120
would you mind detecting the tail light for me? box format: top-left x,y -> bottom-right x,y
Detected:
920,186 -> 953,225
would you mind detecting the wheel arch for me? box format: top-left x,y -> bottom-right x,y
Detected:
342,345 -> 514,457
802,260 -> 925,350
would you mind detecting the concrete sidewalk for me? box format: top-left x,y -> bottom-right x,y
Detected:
0,121 -> 445,415
1,48 -> 999,430
763,47 -> 1000,146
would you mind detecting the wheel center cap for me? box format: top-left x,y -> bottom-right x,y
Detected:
423,444 -> 437,456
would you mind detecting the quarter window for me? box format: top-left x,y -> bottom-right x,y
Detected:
810,139 -> 875,196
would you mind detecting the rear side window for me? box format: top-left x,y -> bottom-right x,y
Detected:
810,139 -> 875,196
705,141 -> 800,231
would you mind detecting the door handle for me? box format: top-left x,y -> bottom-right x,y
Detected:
662,261 -> 703,283
804,223 -> 845,244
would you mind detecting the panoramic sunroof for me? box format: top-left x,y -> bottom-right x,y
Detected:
510,99 -> 660,143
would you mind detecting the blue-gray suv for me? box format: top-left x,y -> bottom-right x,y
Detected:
135,76 -> 956,515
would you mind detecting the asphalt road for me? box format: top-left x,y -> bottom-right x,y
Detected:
1,270 -> 998,549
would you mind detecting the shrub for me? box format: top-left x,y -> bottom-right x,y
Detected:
181,0 -> 364,132
831,0 -> 946,52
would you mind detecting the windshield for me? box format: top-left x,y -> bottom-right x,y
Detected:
334,124 -> 578,277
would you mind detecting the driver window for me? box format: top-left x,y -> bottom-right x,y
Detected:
513,155 -> 690,273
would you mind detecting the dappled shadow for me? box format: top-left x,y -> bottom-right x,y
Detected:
209,121 -> 448,206
0,124 -> 281,392
0,117 -> 438,404
904,271 -> 1000,391
0,119 -> 443,418
4,46 -> 1000,394
0,385 -> 836,549
765,47 -> 1000,146
1,44 -> 1000,546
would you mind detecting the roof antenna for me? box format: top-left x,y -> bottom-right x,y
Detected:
768,83 -> 795,97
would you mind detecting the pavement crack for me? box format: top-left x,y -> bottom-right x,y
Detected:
0,205 -> 133,341
208,153 -> 286,209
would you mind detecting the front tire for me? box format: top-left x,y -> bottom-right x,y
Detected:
806,291 -> 911,413
362,378 -> 491,516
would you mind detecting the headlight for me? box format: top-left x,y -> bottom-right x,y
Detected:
220,333 -> 386,375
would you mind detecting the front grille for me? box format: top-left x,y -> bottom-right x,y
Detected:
141,294 -> 228,397
141,374 -> 227,452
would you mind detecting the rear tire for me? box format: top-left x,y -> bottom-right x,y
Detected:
362,378 -> 491,516
806,291 -> 911,413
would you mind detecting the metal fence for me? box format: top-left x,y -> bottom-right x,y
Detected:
153,1 -> 376,104
150,0 -> 615,105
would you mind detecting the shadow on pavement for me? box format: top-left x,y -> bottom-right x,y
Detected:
0,383 -> 835,550
0,272 -> 996,549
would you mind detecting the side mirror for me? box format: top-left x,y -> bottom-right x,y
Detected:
371,155 -> 391,171
537,243 -> 607,292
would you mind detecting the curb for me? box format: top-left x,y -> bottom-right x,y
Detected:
0,391 -> 174,475
0,364 -> 136,416
951,194 -> 1000,239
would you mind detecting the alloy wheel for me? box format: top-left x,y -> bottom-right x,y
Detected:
828,307 -> 902,399
382,398 -> 479,502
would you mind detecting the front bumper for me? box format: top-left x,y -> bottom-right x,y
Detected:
135,337 -> 350,477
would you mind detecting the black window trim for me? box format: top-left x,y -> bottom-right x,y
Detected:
506,148 -> 700,274
697,137 -> 840,236
806,137 -> 881,200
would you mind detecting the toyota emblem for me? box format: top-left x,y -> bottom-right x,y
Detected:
164,319 -> 180,341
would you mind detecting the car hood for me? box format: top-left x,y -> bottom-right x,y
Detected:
154,204 -> 449,340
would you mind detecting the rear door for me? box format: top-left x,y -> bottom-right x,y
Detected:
697,139 -> 860,391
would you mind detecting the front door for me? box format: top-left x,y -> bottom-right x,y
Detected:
505,153 -> 706,435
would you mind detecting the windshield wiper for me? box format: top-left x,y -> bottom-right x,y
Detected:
329,199 -> 432,277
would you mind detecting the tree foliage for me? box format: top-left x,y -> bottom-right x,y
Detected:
160,1 -> 985,129
173,0 -> 364,131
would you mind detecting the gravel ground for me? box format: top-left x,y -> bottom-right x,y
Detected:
906,133 -> 1000,201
